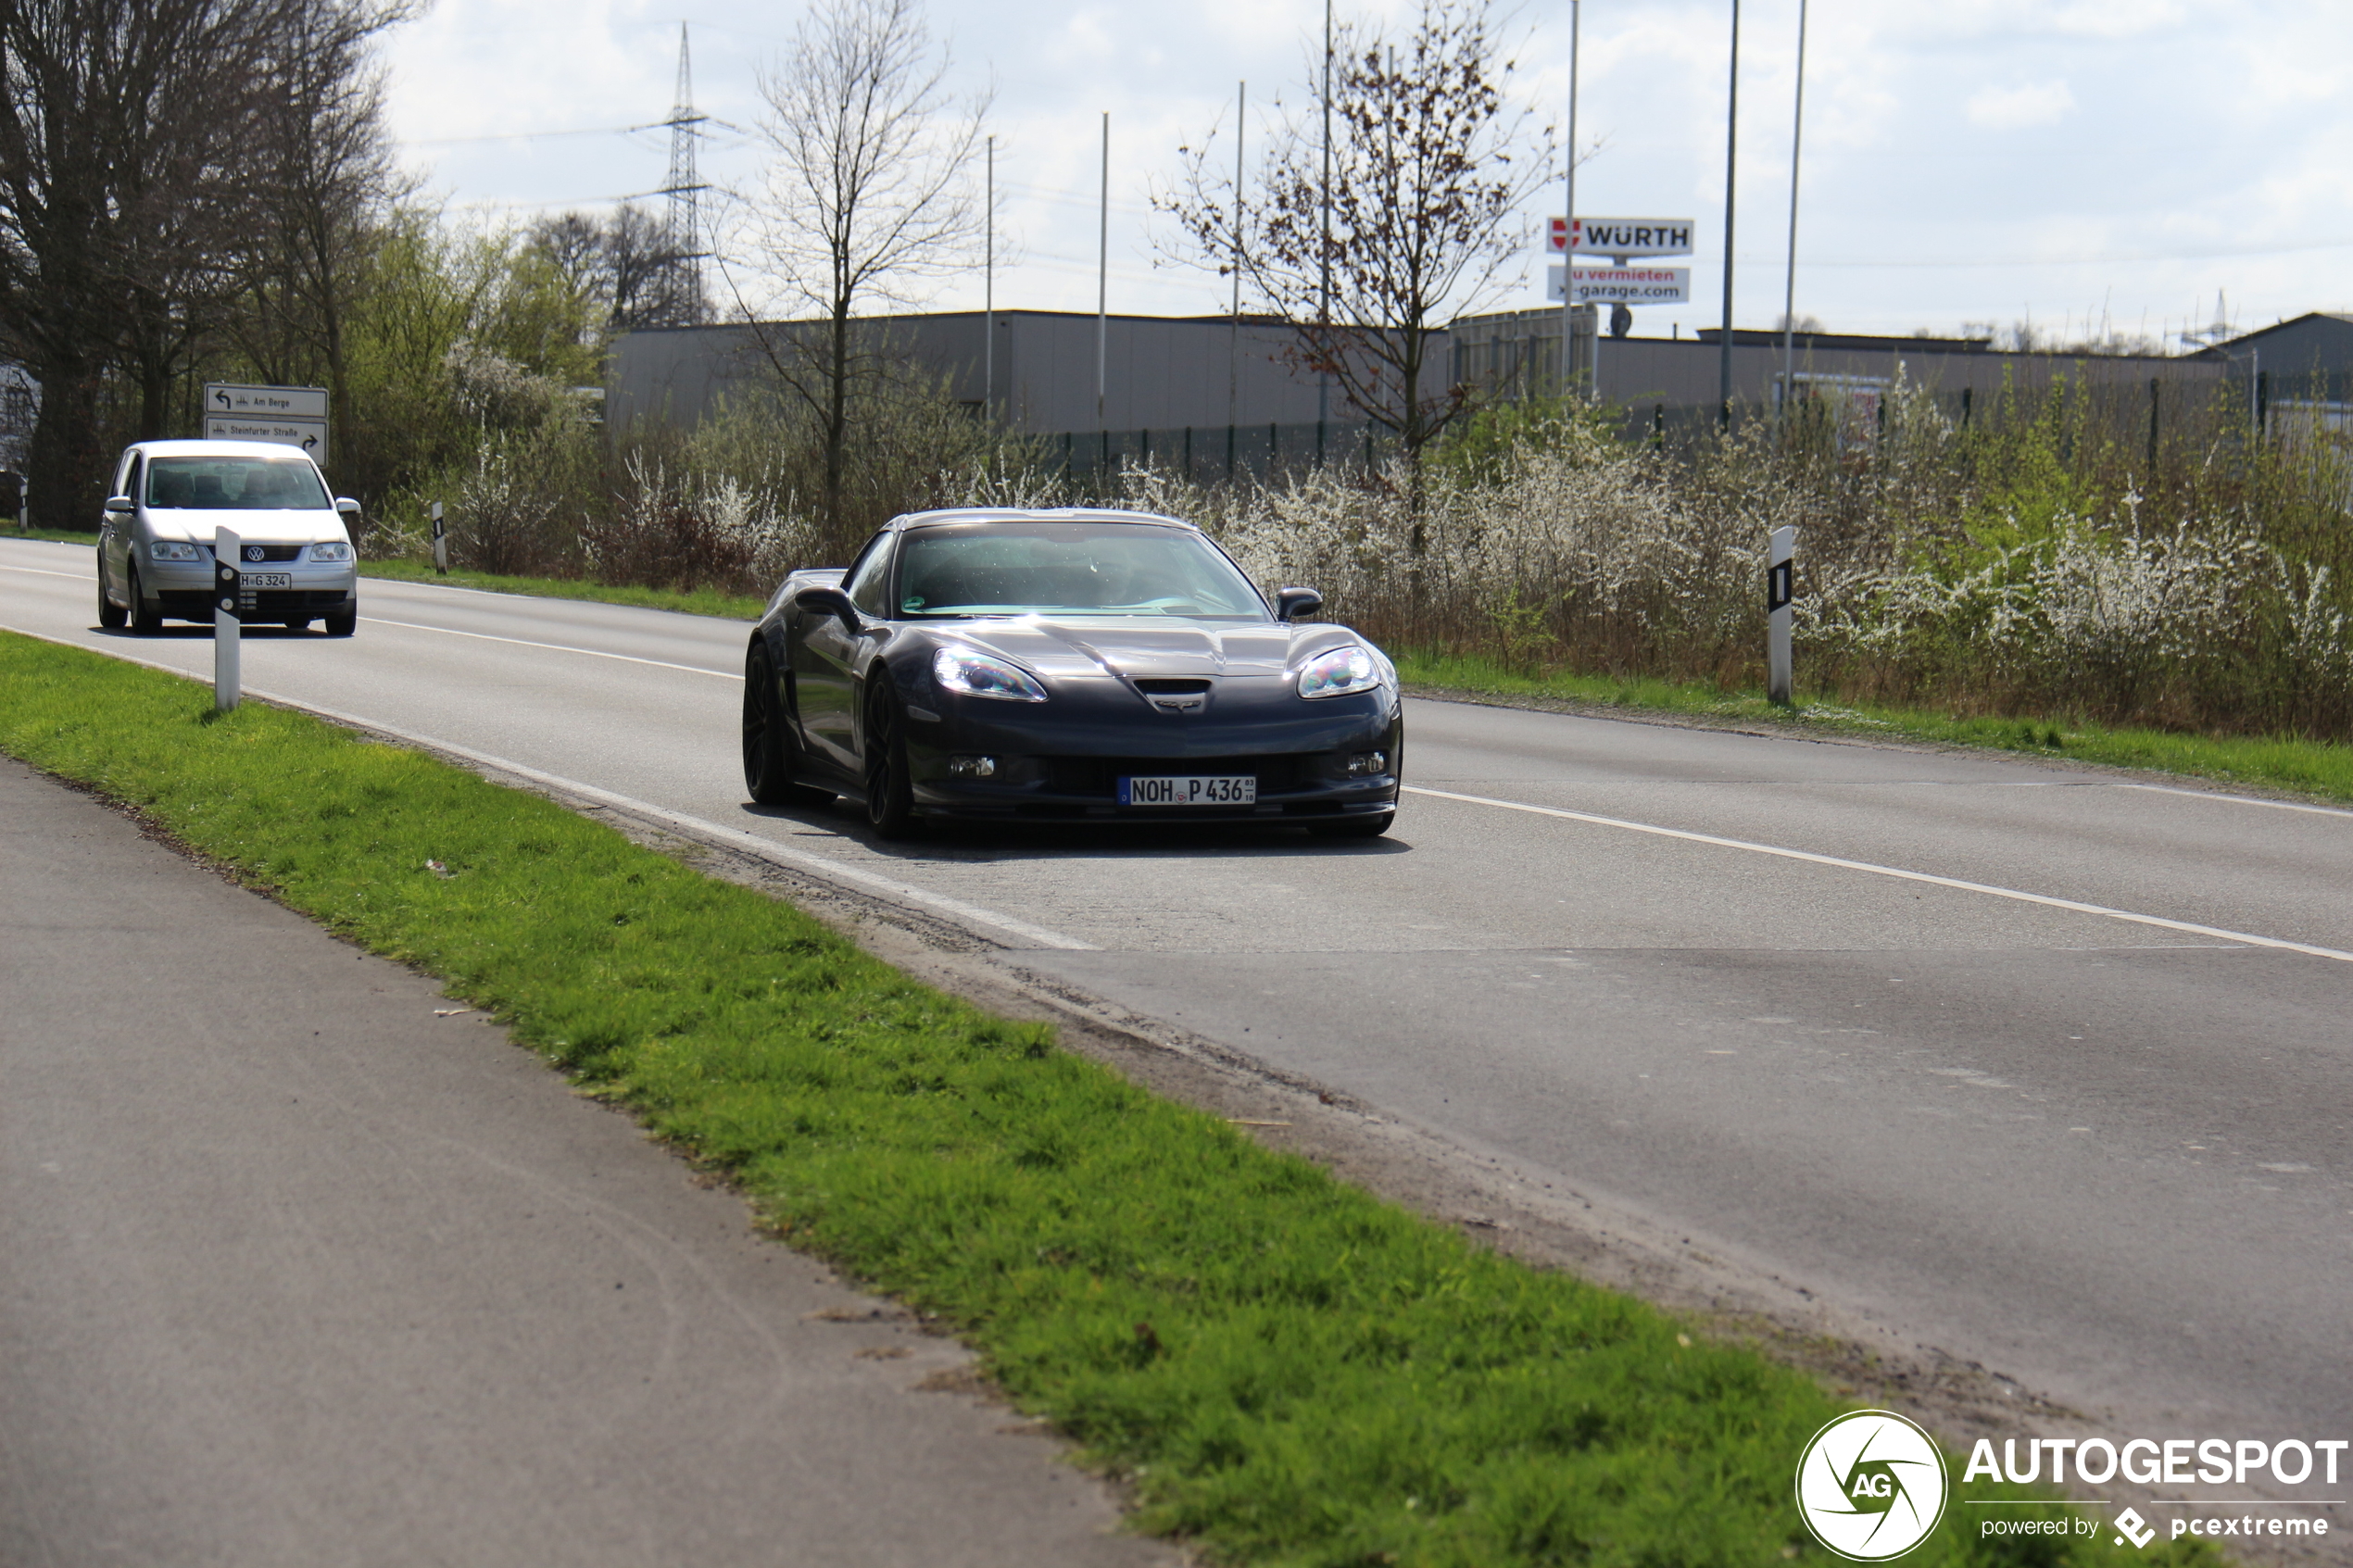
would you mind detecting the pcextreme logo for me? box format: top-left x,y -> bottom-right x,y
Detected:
1795,1410 -> 1951,1561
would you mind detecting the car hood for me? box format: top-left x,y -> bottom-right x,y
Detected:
939,616 -> 1357,680
145,508 -> 349,546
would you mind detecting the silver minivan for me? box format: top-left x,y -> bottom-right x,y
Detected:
96,439 -> 361,636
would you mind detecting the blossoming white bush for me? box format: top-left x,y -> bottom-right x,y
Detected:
1089,384 -> 2353,736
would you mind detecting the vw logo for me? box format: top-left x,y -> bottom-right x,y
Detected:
245,546 -> 265,562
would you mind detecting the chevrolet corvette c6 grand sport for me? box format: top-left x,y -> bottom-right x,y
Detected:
740,508 -> 1402,837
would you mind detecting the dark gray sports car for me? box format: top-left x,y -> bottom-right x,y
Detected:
741,508 -> 1402,837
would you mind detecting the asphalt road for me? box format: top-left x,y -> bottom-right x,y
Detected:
0,753 -> 1164,1568
7,537 -> 2351,1472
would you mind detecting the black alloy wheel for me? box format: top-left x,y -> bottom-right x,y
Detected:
96,559 -> 126,629
862,683 -> 916,838
126,562 -> 161,635
323,604 -> 357,637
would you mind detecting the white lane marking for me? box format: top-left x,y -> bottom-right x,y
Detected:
1,564 -> 94,582
2119,782 -> 2353,821
0,621 -> 1092,951
1403,784 -> 2353,964
362,616 -> 740,680
282,706 -> 1094,951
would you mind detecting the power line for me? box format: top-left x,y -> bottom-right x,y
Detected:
397,124 -> 653,147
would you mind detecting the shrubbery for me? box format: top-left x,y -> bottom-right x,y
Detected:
1192,376 -> 2353,740
376,363 -> 2353,744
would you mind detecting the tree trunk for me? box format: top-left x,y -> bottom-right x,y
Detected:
29,353 -> 106,533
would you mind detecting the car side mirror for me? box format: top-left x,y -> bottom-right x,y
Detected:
334,497 -> 360,517
104,495 -> 134,514
795,584 -> 861,630
1276,586 -> 1324,622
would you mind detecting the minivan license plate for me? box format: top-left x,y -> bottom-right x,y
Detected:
243,571 -> 294,589
1118,775 -> 1256,806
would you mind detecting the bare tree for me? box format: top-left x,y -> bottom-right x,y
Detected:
610,202 -> 707,328
527,202 -> 704,332
0,0 -> 301,523
738,0 -> 987,536
233,0 -> 416,477
1162,0 -> 1553,488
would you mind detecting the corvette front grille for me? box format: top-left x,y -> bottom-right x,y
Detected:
1041,754 -> 1313,796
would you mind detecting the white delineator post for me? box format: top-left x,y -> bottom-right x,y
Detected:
430,500 -> 447,574
1767,524 -> 1796,707
213,526 -> 242,711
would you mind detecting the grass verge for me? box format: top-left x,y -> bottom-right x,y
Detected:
0,629 -> 2214,1567
359,556 -> 769,621
6,525 -> 100,546
1395,650 -> 2353,808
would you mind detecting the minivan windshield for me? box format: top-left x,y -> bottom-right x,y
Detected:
145,456 -> 329,510
896,523 -> 1266,620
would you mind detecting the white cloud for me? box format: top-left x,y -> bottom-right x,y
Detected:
1965,79 -> 2078,131
376,0 -> 2353,337
2044,0 -> 2188,40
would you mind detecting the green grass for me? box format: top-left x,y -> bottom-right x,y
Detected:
5,524 -> 99,546
1395,650 -> 2353,808
0,629 -> 2218,1567
359,557 -> 770,621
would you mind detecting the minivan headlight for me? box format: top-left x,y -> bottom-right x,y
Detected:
932,646 -> 1048,702
1297,644 -> 1378,699
148,540 -> 203,562
308,540 -> 352,562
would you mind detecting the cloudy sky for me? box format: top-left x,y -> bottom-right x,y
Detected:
382,0 -> 2352,347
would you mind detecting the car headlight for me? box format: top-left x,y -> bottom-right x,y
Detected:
1297,644 -> 1379,699
148,540 -> 203,562
933,646 -> 1048,702
308,541 -> 352,562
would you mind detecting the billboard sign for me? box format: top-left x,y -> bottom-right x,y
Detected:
1548,265 -> 1691,305
1547,218 -> 1695,257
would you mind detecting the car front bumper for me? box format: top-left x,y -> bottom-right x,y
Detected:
900,679 -> 1403,822
141,554 -> 358,621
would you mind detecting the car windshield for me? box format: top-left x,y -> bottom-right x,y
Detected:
896,523 -> 1266,620
145,456 -> 329,510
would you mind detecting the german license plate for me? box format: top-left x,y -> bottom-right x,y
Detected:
243,571 -> 294,589
1118,774 -> 1257,806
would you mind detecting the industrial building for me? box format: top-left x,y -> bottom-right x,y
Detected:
607,304 -> 2346,476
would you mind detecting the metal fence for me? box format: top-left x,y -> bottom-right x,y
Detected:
1043,420 -> 1379,489
1610,373 -> 2289,462
1042,371 -> 2308,487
